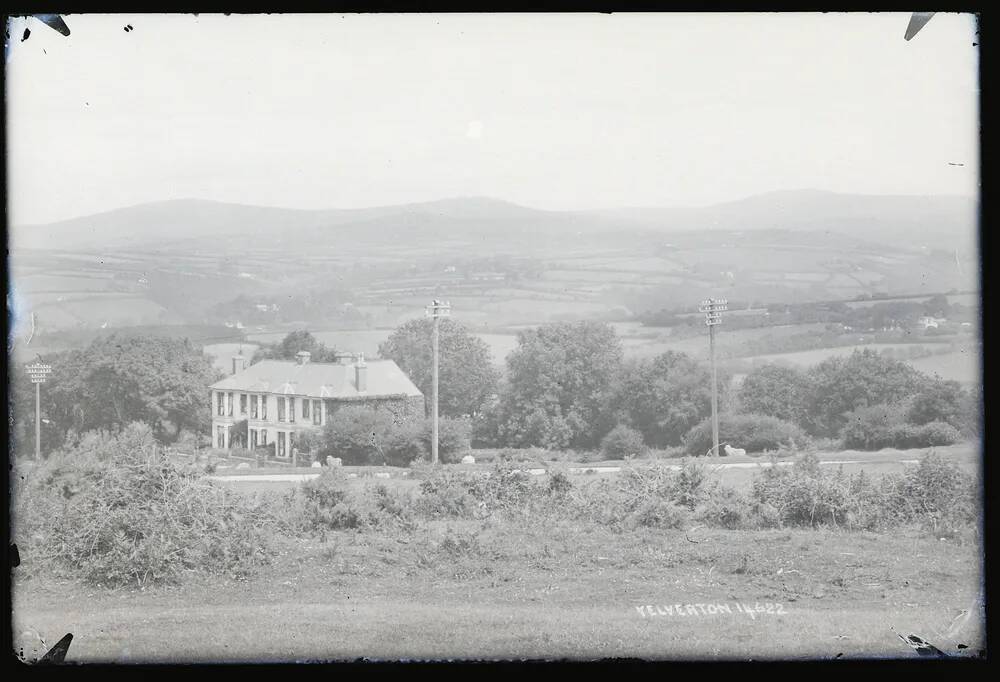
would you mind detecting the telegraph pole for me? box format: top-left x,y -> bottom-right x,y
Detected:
25,361 -> 53,460
699,298 -> 727,457
425,300 -> 451,464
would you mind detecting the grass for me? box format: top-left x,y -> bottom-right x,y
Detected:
13,524 -> 984,661
208,443 -> 980,498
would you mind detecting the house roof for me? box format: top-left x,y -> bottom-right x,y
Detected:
209,359 -> 423,399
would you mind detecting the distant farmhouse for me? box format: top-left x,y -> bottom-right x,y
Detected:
209,351 -> 424,458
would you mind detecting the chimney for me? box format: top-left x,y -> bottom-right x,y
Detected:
355,352 -> 367,392
231,353 -> 248,375
296,350 -> 311,366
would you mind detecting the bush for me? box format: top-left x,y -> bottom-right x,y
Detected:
298,468 -> 361,530
420,417 -> 472,464
414,469 -> 479,518
898,453 -> 977,532
682,413 -> 807,456
696,485 -> 754,530
320,405 -> 427,466
838,403 -> 900,450
626,498 -> 690,529
907,421 -> 962,447
600,424 -> 648,460
840,405 -> 962,450
382,420 -> 427,467
12,423 -> 273,587
744,451 -> 976,532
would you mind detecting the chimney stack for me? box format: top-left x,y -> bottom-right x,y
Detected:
296,350 -> 311,366
231,353 -> 248,375
355,352 -> 367,392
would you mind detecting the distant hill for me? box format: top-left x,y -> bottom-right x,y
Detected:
11,190 -> 978,255
587,189 -> 978,254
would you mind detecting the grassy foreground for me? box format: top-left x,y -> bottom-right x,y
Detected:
13,522 -> 984,662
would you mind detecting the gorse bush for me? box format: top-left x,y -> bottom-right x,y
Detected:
746,451 -> 976,532
13,423 -> 273,587
683,413 -> 807,456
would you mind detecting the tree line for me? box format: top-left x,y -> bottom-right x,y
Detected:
11,318 -> 981,461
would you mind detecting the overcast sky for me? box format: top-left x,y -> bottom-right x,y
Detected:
6,12 -> 980,225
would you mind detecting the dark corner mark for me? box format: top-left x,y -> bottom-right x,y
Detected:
34,14 -> 70,37
38,633 -> 73,664
21,26 -> 30,41
10,543 -> 20,568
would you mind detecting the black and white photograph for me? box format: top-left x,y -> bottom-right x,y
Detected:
7,12 -> 984,663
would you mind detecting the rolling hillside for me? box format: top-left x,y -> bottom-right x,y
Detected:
8,190 -> 980,335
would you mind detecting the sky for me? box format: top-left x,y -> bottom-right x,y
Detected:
5,12 -> 980,225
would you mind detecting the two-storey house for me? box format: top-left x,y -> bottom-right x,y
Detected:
209,350 -> 424,459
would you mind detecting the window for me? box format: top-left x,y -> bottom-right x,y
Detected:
251,395 -> 259,419
277,397 -> 286,422
227,392 -> 234,416
251,429 -> 258,448
260,429 -> 267,446
313,400 -> 321,425
261,395 -> 268,420
216,425 -> 225,449
217,392 -> 225,416
303,399 -> 310,420
278,432 -> 287,458
240,394 -> 247,415
289,397 -> 296,423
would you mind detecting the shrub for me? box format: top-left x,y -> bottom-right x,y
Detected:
12,423 -> 273,587
908,421 -> 962,447
414,469 -> 479,518
382,420 -> 426,467
898,452 -> 977,532
468,462 -> 540,514
839,403 -> 906,450
547,470 -> 573,496
298,468 -> 361,530
294,429 -> 319,454
420,417 -> 472,464
626,498 -> 690,529
840,405 -> 962,450
696,485 -> 754,530
600,425 -> 648,460
682,413 -> 807,456
320,405 -> 427,466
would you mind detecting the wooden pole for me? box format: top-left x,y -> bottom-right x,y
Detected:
709,321 -> 719,458
432,311 -> 440,465
35,381 -> 41,461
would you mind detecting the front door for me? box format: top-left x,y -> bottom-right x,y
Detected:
278,431 -> 286,458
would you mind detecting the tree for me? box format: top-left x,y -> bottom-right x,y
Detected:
492,321 -> 623,449
11,334 -> 221,455
317,405 -> 427,466
607,352 -> 718,448
737,364 -> 810,427
253,330 -> 339,364
906,377 -> 973,433
803,349 -> 928,437
378,318 -> 499,417
600,425 -> 648,460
